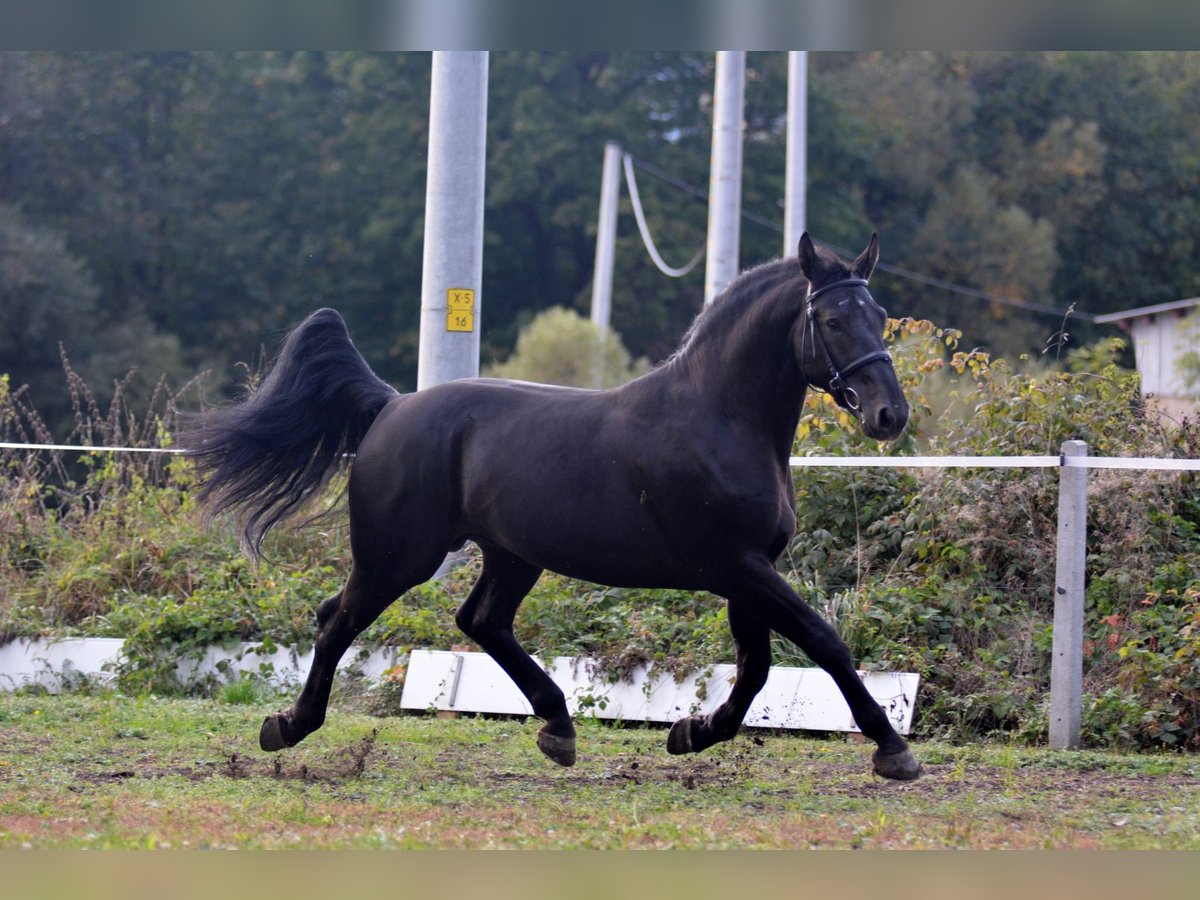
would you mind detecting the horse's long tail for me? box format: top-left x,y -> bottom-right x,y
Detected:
180,308 -> 399,555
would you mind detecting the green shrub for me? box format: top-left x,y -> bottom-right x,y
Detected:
515,575 -> 731,681
786,322 -> 1200,748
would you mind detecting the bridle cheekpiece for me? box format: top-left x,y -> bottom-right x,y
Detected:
804,277 -> 894,413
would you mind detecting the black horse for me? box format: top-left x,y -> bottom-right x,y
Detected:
183,233 -> 920,781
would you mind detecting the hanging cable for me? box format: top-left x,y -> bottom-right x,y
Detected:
622,152 -> 705,278
627,153 -> 1092,322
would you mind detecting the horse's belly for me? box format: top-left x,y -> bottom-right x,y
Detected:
464,497 -> 696,589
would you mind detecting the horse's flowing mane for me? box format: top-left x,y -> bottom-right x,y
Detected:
670,244 -> 855,365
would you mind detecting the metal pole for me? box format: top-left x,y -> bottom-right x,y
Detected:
703,51 -> 745,306
784,50 -> 808,257
417,51 -> 489,391
590,141 -> 622,333
1050,440 -> 1088,749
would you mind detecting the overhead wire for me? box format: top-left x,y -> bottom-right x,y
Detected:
626,153 -> 1095,322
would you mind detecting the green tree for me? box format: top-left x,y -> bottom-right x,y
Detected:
961,52 -> 1200,316
484,52 -> 716,365
4,51 -> 1200,406
809,51 -> 1200,360
0,205 -> 184,435
484,306 -> 648,388
910,164 -> 1060,353
0,206 -> 99,413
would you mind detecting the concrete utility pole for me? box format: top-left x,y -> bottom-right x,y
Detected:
590,140 -> 622,333
703,50 -> 746,306
417,51 -> 489,391
784,50 -> 808,257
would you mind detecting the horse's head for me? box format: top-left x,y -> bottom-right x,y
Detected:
795,233 -> 909,441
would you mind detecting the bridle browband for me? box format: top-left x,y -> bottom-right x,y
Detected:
803,277 -> 894,413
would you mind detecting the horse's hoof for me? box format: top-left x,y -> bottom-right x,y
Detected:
259,713 -> 295,752
667,716 -> 700,755
872,747 -> 922,781
537,726 -> 576,767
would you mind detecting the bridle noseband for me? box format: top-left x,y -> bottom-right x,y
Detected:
804,277 -> 893,413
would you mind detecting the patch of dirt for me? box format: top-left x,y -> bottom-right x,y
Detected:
66,729 -> 382,790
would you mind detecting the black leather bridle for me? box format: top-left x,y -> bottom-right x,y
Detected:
803,277 -> 894,412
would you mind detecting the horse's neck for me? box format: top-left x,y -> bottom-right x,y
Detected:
677,303 -> 807,457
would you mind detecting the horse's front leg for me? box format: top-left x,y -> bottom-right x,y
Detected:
714,557 -> 921,781
668,598 -> 771,755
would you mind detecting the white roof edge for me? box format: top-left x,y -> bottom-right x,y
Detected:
1094,296 -> 1200,324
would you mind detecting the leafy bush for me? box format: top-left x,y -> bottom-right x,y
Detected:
0,362 -> 346,693
787,321 -> 1200,748
515,575 -> 731,681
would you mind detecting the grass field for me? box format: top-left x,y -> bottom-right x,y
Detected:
1,691 -> 1198,850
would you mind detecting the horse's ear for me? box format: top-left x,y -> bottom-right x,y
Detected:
851,233 -> 880,281
798,232 -> 818,281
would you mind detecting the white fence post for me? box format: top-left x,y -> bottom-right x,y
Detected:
1050,440 -> 1088,749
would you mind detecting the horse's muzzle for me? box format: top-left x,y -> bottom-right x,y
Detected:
862,398 -> 909,441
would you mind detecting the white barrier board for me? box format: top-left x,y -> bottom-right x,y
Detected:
0,637 -> 125,690
0,639 -> 918,735
0,637 -> 401,693
399,649 -> 918,734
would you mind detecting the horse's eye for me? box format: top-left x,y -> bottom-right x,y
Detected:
826,318 -> 842,332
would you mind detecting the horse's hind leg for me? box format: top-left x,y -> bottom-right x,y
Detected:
259,555 -> 439,752
667,599 -> 771,755
453,544 -> 576,766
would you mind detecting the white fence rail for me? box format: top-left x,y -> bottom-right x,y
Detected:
790,452 -> 1200,471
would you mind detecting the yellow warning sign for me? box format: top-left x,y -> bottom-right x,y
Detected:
446,288 -> 475,332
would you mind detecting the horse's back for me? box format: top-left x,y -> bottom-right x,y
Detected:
351,377 -> 621,520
